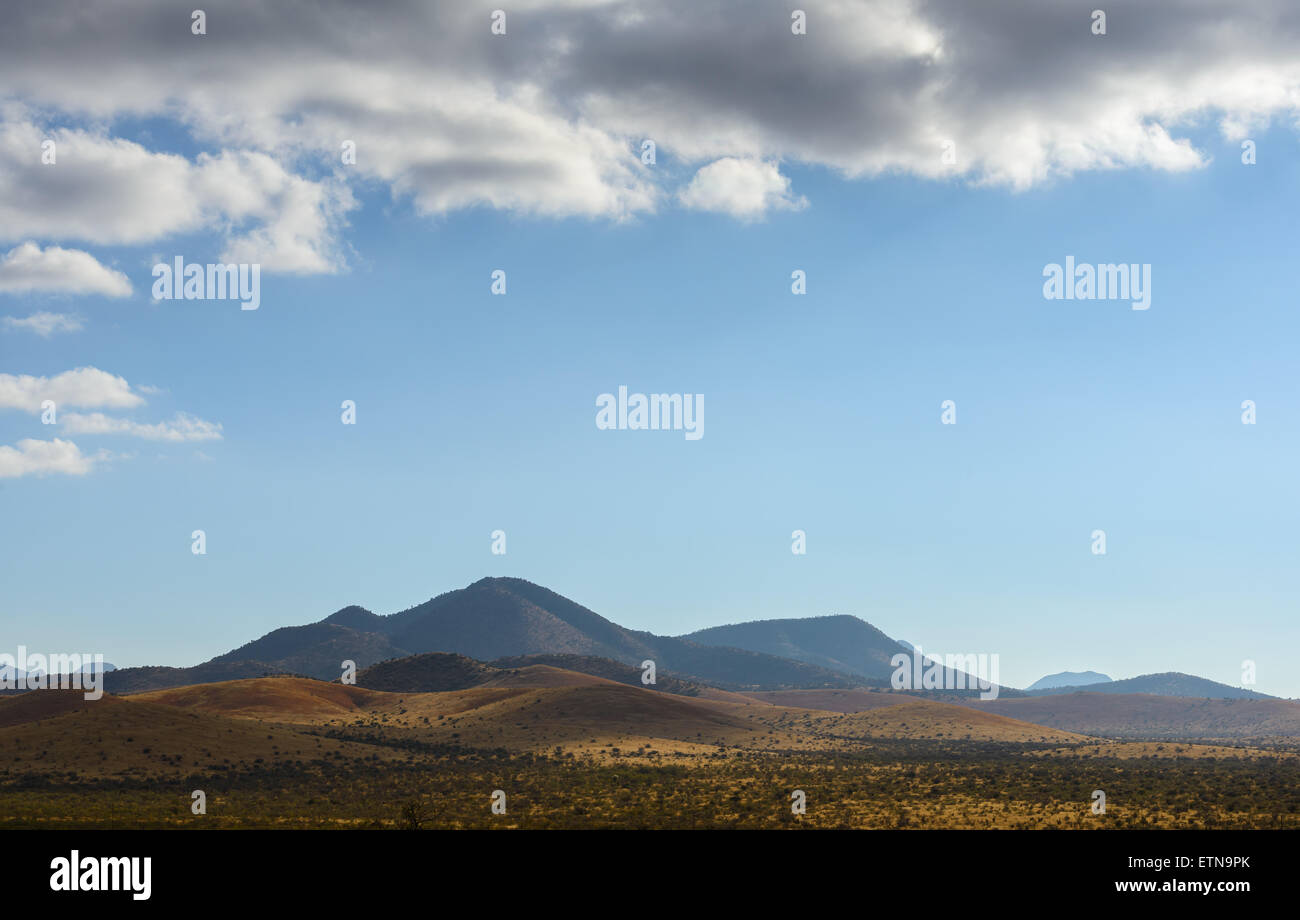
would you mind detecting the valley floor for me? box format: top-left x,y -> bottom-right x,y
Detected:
3,676 -> 1298,830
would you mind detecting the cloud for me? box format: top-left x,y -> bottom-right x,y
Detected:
0,0 -> 1297,243
60,411 -> 223,442
0,438 -> 107,478
0,242 -> 131,296
0,114 -> 354,273
1,311 -> 84,336
678,158 -> 807,218
0,367 -> 144,413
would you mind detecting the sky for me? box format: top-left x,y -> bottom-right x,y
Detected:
2,1 -> 1299,697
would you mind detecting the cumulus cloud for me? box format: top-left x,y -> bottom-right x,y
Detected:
0,367 -> 144,413
679,158 -> 806,218
0,367 -> 221,475
0,241 -> 131,296
1,311 -> 84,336
0,438 -> 107,478
0,114 -> 353,273
60,411 -> 223,442
0,0 -> 1297,238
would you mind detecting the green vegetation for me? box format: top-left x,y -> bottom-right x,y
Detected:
5,738 -> 1297,830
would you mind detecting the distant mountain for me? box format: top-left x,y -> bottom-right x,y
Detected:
970,692 -> 1300,739
680,615 -> 906,680
73,579 -> 1273,707
107,578 -> 864,694
1027,670 -> 1111,691
1,661 -> 115,680
1025,672 -> 1273,700
678,615 -> 1011,696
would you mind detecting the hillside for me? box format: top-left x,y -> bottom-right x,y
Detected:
103,660 -> 303,695
680,614 -> 905,680
351,653 -> 501,693
0,687 -> 402,779
67,674 -> 1086,757
490,653 -> 711,696
207,621 -> 411,677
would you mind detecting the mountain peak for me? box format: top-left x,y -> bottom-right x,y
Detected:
1027,670 -> 1111,691
322,605 -> 380,630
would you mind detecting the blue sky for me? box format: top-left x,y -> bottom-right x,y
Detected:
2,1 -> 1299,696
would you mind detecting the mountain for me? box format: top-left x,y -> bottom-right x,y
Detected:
968,692 -> 1300,739
678,614 -> 1015,697
80,579 -> 1272,706
1025,672 -> 1272,700
1,660 -> 116,681
1027,670 -> 1111,691
680,615 -> 906,680
206,621 -> 411,678
106,578 -> 865,694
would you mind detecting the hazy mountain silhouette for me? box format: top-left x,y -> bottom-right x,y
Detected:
91,578 -> 1274,704
680,615 -> 907,680
110,578 -> 862,693
1025,671 -> 1272,700
1027,670 -> 1111,691
679,614 -> 1013,696
972,692 -> 1299,738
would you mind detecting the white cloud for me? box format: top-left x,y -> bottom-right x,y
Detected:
0,241 -> 131,296
0,438 -> 107,478
0,115 -> 354,274
0,0 -> 1297,239
678,158 -> 807,219
1,311 -> 84,336
60,411 -> 223,442
0,367 -> 144,413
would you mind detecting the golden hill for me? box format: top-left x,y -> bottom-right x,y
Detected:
135,676 -> 395,721
743,688 -> 923,713
117,672 -> 1086,756
0,689 -> 405,779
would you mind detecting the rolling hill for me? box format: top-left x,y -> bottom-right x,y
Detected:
87,671 -> 1087,758
0,687 -> 402,779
